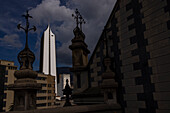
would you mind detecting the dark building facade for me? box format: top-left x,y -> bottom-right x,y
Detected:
0,65 -> 6,112
70,0 -> 170,113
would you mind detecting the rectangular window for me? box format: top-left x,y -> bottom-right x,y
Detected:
36,103 -> 46,107
5,77 -> 8,83
36,97 -> 46,100
48,96 -> 51,100
48,90 -> 51,93
4,85 -> 7,90
48,84 -> 51,87
5,71 -> 8,75
48,103 -> 51,106
37,90 -> 46,93
41,84 -> 47,87
37,77 -> 46,80
3,93 -> 6,99
3,101 -> 6,107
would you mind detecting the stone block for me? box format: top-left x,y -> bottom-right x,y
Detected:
94,76 -> 102,82
126,100 -> 146,108
152,63 -> 170,74
90,63 -> 97,68
117,18 -> 134,32
120,43 -> 137,53
148,54 -> 170,67
119,29 -> 136,41
155,82 -> 170,92
121,64 -> 133,73
150,46 -> 170,58
146,38 -> 170,52
122,78 -> 135,86
124,70 -> 142,79
118,39 -> 130,48
120,0 -> 132,8
141,0 -> 163,12
142,0 -> 166,17
157,101 -> 170,109
124,94 -> 137,101
156,110 -> 170,113
93,57 -> 101,63
146,30 -> 170,44
122,56 -> 139,66
144,13 -> 170,30
144,23 -> 167,39
120,51 -> 132,60
153,92 -> 170,100
151,72 -> 170,83
117,9 -> 133,26
142,9 -> 164,24
91,73 -> 97,78
125,108 -> 139,113
91,82 -> 98,87
125,85 -> 144,93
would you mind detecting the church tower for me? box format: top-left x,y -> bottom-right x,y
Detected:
69,9 -> 90,93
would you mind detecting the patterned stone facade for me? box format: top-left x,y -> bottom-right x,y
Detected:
88,0 -> 170,113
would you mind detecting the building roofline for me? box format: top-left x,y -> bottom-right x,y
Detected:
0,59 -> 15,63
87,0 -> 120,67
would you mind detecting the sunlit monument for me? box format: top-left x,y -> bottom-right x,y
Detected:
8,10 -> 41,111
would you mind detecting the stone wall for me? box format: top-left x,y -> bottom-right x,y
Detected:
88,0 -> 170,113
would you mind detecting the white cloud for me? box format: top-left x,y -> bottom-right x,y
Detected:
29,0 -> 116,66
0,34 -> 23,48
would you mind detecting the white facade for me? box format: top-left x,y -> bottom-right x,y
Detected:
41,25 -> 57,94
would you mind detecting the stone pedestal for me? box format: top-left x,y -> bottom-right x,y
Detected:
100,57 -> 119,105
8,69 -> 41,111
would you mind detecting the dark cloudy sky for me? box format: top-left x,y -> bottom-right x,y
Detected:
0,0 -> 116,70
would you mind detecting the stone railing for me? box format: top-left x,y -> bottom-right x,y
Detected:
5,104 -> 122,113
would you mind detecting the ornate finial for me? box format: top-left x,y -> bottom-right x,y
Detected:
72,9 -> 85,31
79,15 -> 86,31
17,10 -> 36,48
17,10 -> 36,70
62,79 -> 72,107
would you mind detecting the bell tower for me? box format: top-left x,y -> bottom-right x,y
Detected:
69,9 -> 90,93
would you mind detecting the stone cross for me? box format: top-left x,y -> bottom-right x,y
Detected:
72,9 -> 85,30
17,10 -> 36,48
